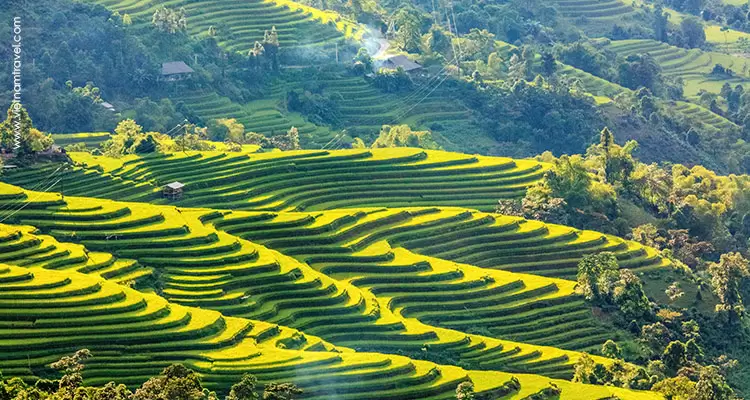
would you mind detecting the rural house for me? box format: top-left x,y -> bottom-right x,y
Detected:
160,61 -> 195,81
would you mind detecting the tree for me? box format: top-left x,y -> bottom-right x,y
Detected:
131,364 -> 204,400
507,53 -> 527,82
286,126 -> 300,151
115,119 -> 143,137
353,48 -> 373,71
227,374 -> 259,400
393,6 -> 423,53
51,349 -> 91,375
662,341 -> 687,374
612,269 -> 652,320
618,54 -> 663,93
576,252 -> 620,302
681,18 -> 706,49
262,383 -> 302,400
371,125 -> 441,150
601,340 -> 622,359
541,52 -> 556,76
262,27 -> 280,71
572,353 -> 597,383
215,118 -> 245,143
652,376 -> 696,400
455,381 -> 474,400
665,282 -> 684,302
427,26 -> 452,56
249,42 -> 265,70
641,322 -> 672,356
653,5 -> 669,42
134,134 -> 159,153
51,349 -> 92,398
103,119 -> 148,157
685,338 -> 704,362
556,41 -> 609,77
0,105 -> 54,157
694,366 -> 734,400
708,252 -> 750,323
152,7 -> 187,34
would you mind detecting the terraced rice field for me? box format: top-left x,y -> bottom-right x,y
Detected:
550,0 -> 750,51
176,72 -> 475,149
178,91 -> 337,148
547,40 -> 737,134
0,180 -> 667,393
2,149 -> 547,211
311,76 -> 472,138
0,261 -> 667,400
551,0 -> 638,20
0,196 -> 591,376
0,147 -> 678,398
90,0 -> 361,51
51,132 -> 111,148
207,207 -> 668,351
605,39 -> 750,97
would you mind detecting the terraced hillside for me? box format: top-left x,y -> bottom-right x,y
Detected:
207,207 -> 669,352
2,149 -> 547,211
178,91 -> 338,149
51,132 -> 111,149
0,183 -> 618,377
305,76 -> 473,140
1,161 -> 160,202
175,71 -> 482,150
89,0 -> 362,51
552,0 -> 639,20
604,39 -> 750,97
0,264 -> 665,400
492,38 -> 736,136
548,0 -> 750,50
0,145 -> 687,398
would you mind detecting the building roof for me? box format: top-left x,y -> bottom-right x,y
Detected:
164,181 -> 185,190
100,102 -> 115,111
161,61 -> 195,76
382,55 -> 422,72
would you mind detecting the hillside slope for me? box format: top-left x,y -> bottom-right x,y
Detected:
0,182 -> 619,377
0,263 -> 663,399
2,149 -> 547,212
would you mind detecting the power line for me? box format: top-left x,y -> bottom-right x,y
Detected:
0,165 -> 63,215
0,177 -> 62,225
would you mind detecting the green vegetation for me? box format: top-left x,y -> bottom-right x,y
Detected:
0,148 -> 545,211
7,0 -> 750,395
0,177 -> 674,399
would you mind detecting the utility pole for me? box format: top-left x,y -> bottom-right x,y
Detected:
182,122 -> 189,154
60,163 -> 68,201
431,0 -> 439,25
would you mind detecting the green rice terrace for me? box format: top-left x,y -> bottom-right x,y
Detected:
176,74 -> 474,149
491,38 -> 737,136
88,0 -> 363,51
603,39 -> 750,98
0,147 -> 698,398
2,149 -> 547,211
547,0 -> 750,50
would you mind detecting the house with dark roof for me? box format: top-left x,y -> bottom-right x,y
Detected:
378,55 -> 423,73
160,61 -> 195,81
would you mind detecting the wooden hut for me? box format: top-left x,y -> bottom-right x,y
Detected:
163,181 -> 185,200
